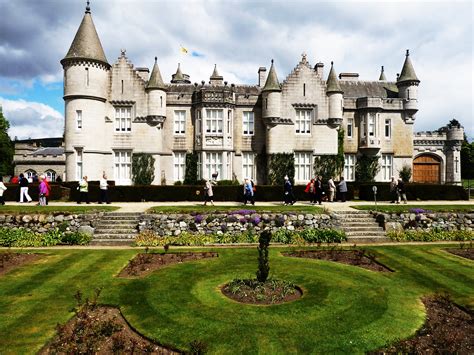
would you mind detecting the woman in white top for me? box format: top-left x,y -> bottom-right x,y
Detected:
328,178 -> 336,202
0,175 -> 7,205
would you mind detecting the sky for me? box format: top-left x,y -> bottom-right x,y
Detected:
0,0 -> 472,140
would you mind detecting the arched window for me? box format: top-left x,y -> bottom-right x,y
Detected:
45,170 -> 56,182
25,170 -> 37,182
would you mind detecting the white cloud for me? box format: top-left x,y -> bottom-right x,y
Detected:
0,97 -> 64,139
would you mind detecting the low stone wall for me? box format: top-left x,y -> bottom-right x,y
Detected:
372,212 -> 474,232
0,213 -> 105,235
139,212 -> 339,236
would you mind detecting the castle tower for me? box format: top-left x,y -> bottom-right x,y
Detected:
146,57 -> 167,126
61,1 -> 110,181
170,63 -> 191,84
396,49 -> 420,121
326,62 -> 343,125
445,120 -> 464,185
209,64 -> 223,86
261,59 -> 282,121
379,66 -> 387,81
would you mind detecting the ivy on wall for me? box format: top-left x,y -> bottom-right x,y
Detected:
268,153 -> 295,185
132,153 -> 155,185
355,154 -> 380,182
313,129 -> 345,180
184,152 -> 198,185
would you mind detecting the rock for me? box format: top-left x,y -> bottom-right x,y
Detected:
22,215 -> 32,223
297,214 -> 304,221
46,216 -> 54,223
409,213 -> 416,221
179,221 -> 187,228
78,225 -> 95,236
385,222 -> 403,233
305,214 -> 313,220
287,225 -> 295,231
64,215 -> 73,221
38,215 -> 46,223
174,229 -> 181,236
0,215 -> 5,223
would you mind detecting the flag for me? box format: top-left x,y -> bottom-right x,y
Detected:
180,45 -> 188,54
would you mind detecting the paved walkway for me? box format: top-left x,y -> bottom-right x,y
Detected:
4,200 -> 473,213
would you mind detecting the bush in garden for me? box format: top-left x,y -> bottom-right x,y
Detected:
256,230 -> 272,283
388,229 -> 473,242
0,227 -> 92,247
61,232 -> 92,245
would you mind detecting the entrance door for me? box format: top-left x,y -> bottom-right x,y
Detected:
413,154 -> 441,183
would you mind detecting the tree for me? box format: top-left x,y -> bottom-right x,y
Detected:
0,109 -> 14,176
256,230 -> 272,283
183,152 -> 198,185
132,153 -> 155,185
355,154 -> 380,182
461,135 -> 474,180
268,153 -> 295,185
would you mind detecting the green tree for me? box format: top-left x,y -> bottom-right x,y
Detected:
132,153 -> 155,185
256,230 -> 272,283
355,154 -> 380,182
461,135 -> 474,180
0,109 -> 13,176
183,152 -> 198,185
268,153 -> 295,185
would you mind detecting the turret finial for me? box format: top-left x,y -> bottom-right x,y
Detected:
85,0 -> 91,13
271,59 -> 274,64
154,56 -> 157,62
331,61 -> 334,66
406,49 -> 410,56
381,65 -> 384,72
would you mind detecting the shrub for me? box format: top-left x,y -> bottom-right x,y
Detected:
355,154 -> 380,182
132,153 -> 155,185
183,152 -> 198,185
388,229 -> 473,242
61,232 -> 91,245
358,183 -> 468,201
0,227 -> 91,247
256,230 -> 272,282
268,153 -> 295,185
399,164 -> 412,183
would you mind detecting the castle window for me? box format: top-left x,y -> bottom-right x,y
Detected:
160,96 -> 163,108
173,152 -> 186,181
114,150 -> 132,185
173,110 -> 186,135
227,110 -> 232,135
303,83 -> 306,96
115,107 -> 132,132
196,110 -> 202,135
25,170 -> 37,182
45,170 -> 56,182
361,116 -> 366,137
368,113 -> 376,136
76,110 -> 82,130
381,154 -> 393,181
344,154 -> 356,181
75,149 -> 83,181
384,119 -> 391,138
121,80 -> 124,94
85,67 -> 89,86
243,111 -> 254,136
242,152 -> 256,180
205,109 -> 223,134
204,152 -> 223,180
347,118 -> 353,138
294,152 -> 312,182
295,109 -> 312,134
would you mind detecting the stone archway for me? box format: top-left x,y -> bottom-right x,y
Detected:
413,154 -> 441,183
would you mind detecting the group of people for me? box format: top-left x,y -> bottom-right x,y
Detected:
76,173 -> 111,204
390,176 -> 408,204
284,175 -> 348,205
0,173 -> 52,205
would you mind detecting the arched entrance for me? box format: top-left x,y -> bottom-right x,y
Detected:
413,154 -> 441,183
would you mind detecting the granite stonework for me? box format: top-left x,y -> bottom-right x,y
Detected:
0,213 -> 104,235
138,212 -> 340,236
372,211 -> 474,232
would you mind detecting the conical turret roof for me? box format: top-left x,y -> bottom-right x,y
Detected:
174,63 -> 184,81
210,64 -> 222,79
379,66 -> 387,81
146,57 -> 166,90
326,62 -> 343,93
61,5 -> 109,66
262,60 -> 281,92
397,50 -> 419,84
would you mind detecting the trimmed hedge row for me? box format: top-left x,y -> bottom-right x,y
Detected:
358,183 -> 468,201
2,183 -> 64,201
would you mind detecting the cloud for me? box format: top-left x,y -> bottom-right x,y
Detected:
0,97 -> 63,139
0,0 -> 472,138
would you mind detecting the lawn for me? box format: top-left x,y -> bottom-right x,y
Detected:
351,204 -> 474,213
148,204 -> 325,214
0,245 -> 472,353
0,205 -> 119,214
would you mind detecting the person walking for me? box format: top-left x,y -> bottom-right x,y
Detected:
77,176 -> 89,204
203,179 -> 214,206
338,176 -> 348,202
283,175 -> 295,205
397,178 -> 408,204
315,176 -> 323,205
99,173 -> 110,204
0,176 -> 7,205
328,177 -> 336,202
19,173 -> 33,203
43,175 -> 51,205
304,178 -> 316,204
243,178 -> 254,205
38,175 -> 48,206
390,176 -> 398,203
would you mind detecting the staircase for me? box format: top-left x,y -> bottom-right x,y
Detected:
333,210 -> 390,243
91,212 -> 140,246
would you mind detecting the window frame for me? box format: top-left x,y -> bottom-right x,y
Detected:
173,152 -> 186,181
242,152 -> 256,180
381,154 -> 393,181
347,118 -> 353,138
294,152 -> 312,182
384,118 -> 391,138
114,150 -> 132,184
205,109 -> 224,134
295,109 -> 312,135
204,152 -> 223,180
344,154 -> 356,181
76,110 -> 82,130
114,107 -> 132,133
242,111 -> 255,136
76,148 -> 83,181
173,110 -> 186,135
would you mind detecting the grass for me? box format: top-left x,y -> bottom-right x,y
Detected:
351,204 -> 474,213
148,205 -> 325,214
0,245 -> 472,354
0,205 -> 120,214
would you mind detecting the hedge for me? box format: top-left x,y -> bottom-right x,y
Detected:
357,183 -> 468,201
2,183 -> 64,201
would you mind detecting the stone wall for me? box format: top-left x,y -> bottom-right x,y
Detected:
139,211 -> 339,236
0,213 -> 105,235
372,211 -> 474,232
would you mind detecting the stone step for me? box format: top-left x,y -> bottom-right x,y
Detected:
99,217 -> 140,221
345,231 -> 387,237
90,239 -> 134,246
334,211 -> 372,215
346,236 -> 391,243
337,218 -> 376,223
92,233 -> 137,239
96,222 -> 138,227
342,222 -> 381,227
94,228 -> 137,234
104,213 -> 141,217
341,226 -> 384,231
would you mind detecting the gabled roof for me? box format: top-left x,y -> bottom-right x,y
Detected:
397,50 -> 419,84
326,62 -> 343,93
339,81 -> 399,98
30,147 -> 65,156
379,66 -> 387,81
61,7 -> 109,66
262,60 -> 281,92
146,57 -> 166,90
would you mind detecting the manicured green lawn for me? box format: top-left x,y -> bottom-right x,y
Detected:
0,205 -> 119,214
148,205 -> 325,214
0,245 -> 472,353
351,204 -> 474,213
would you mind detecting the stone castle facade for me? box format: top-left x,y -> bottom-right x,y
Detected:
60,4 -> 463,185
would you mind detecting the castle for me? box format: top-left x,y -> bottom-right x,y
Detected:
59,3 -> 463,185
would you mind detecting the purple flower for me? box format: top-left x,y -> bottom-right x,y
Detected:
251,216 -> 261,225
409,208 -> 432,214
239,217 -> 248,224
228,209 -> 256,215
194,214 -> 204,224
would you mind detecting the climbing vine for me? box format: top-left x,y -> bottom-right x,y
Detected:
183,152 -> 198,185
132,153 -> 155,185
355,154 -> 380,182
268,153 -> 294,185
313,129 -> 345,180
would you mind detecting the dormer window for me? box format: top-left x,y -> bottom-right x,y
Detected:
115,107 -> 132,132
295,109 -> 312,134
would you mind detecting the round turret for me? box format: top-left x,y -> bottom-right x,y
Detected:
261,60 -> 282,120
146,57 -> 167,119
397,50 -> 420,112
326,62 -> 343,124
